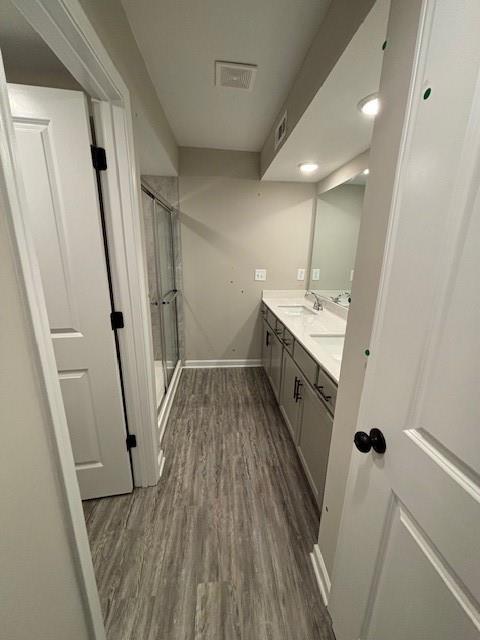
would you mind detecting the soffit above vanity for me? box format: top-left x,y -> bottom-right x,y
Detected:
262,0 -> 390,182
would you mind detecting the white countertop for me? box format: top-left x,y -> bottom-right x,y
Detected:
262,291 -> 347,383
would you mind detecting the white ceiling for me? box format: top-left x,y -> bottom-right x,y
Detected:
121,0 -> 331,151
263,0 -> 390,182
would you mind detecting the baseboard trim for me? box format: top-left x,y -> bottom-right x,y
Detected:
157,360 -> 183,454
184,359 -> 262,369
310,544 -> 331,607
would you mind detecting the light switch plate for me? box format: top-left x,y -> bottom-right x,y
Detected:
297,268 -> 305,281
255,269 -> 267,281
312,268 -> 320,281
350,269 -> 355,282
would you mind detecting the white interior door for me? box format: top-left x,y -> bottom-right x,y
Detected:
9,83 -> 133,500
329,1 -> 480,638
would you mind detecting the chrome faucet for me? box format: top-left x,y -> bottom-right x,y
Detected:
308,291 -> 324,311
331,291 -> 351,305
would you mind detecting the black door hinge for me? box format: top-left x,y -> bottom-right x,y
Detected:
110,311 -> 124,330
91,145 -> 107,171
126,433 -> 137,450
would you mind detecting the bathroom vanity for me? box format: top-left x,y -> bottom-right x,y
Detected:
261,291 -> 347,509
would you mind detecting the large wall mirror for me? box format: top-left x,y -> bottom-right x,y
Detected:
309,168 -> 367,307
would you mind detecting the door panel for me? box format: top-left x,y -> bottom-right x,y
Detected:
9,84 -> 132,499
59,370 -> 101,464
280,351 -> 301,442
298,384 -> 333,508
269,331 -> 283,399
367,501 -> 479,640
262,322 -> 272,373
329,1 -> 480,637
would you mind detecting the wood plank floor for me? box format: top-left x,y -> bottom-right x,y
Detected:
83,368 -> 335,640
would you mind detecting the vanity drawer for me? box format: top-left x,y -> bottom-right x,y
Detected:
293,342 -> 318,386
282,328 -> 294,354
314,366 -> 338,415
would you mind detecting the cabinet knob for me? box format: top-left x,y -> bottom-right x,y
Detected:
354,428 -> 387,454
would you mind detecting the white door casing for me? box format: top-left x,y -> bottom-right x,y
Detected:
329,1 -> 480,639
9,83 -> 133,499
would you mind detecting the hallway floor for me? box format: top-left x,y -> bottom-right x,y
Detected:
83,368 -> 334,640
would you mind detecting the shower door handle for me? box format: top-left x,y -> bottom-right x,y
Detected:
161,289 -> 178,305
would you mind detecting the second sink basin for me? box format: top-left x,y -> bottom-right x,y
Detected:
278,305 -> 316,316
309,335 -> 345,362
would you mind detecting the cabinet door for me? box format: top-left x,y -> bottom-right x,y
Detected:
270,331 -> 283,400
262,321 -> 272,373
280,351 -> 302,442
298,384 -> 333,509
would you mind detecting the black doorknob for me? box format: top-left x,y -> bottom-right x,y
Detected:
354,428 -> 387,454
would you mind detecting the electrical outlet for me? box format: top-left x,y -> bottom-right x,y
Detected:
255,269 -> 267,281
312,268 -> 320,281
297,268 -> 305,281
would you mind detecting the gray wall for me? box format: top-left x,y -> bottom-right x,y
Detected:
311,184 -> 364,290
1,192 -> 90,638
78,0 -> 178,175
179,148 -> 315,362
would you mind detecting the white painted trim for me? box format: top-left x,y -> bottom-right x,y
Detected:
310,544 -> 331,607
12,0 -> 160,488
0,51 -> 106,640
184,359 -> 262,369
157,360 -> 183,446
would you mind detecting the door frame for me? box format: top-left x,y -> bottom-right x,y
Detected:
1,1 -> 163,637
10,0 -> 161,490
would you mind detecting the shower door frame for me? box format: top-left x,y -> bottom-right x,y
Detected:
141,183 -> 181,402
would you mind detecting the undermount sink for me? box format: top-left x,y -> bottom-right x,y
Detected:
278,305 -> 316,316
309,335 -> 345,362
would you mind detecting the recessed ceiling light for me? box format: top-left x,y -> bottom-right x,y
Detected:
299,162 -> 319,175
363,168 -> 370,175
358,93 -> 380,117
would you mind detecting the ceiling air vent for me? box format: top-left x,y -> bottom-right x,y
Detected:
215,61 -> 257,91
274,110 -> 287,150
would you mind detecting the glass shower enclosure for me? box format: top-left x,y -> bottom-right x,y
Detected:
141,185 -> 180,409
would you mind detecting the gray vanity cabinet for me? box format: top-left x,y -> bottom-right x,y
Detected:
262,304 -> 336,510
280,351 -> 302,442
297,381 -> 333,508
280,349 -> 334,508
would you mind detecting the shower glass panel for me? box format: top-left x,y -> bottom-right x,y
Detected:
141,186 -> 180,408
154,200 -> 179,387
